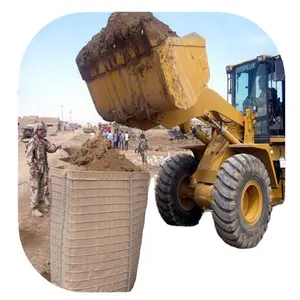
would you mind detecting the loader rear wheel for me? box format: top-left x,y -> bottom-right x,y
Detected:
211,154 -> 272,249
155,154 -> 203,226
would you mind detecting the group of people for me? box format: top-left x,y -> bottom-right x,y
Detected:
101,129 -> 149,167
102,129 -> 130,150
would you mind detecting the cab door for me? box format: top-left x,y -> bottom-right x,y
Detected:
269,57 -> 285,138
253,63 -> 270,144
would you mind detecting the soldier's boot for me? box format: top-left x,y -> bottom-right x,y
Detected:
32,208 -> 43,217
43,196 -> 50,213
45,196 -> 50,206
39,206 -> 49,213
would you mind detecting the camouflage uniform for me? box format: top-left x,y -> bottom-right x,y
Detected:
137,135 -> 148,166
26,124 -> 59,216
43,151 -> 50,205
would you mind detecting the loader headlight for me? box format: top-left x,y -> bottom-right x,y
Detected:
257,55 -> 264,62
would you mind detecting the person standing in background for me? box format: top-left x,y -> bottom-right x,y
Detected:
124,131 -> 129,150
107,130 -> 113,146
119,130 -> 125,150
113,129 -> 119,148
102,129 -> 108,139
135,132 -> 148,168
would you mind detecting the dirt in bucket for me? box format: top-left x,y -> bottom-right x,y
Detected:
65,135 -> 142,172
103,12 -> 177,49
76,12 -> 178,75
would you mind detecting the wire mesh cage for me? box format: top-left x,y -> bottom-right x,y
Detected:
49,167 -> 150,292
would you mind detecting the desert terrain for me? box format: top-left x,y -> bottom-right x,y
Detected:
18,128 -> 201,281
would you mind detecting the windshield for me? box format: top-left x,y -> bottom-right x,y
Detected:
233,61 -> 268,137
233,61 -> 268,111
233,61 -> 256,112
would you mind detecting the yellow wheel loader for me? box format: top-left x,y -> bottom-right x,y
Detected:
76,22 -> 285,249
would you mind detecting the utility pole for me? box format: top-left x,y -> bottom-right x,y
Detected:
70,110 -> 72,123
61,105 -> 64,122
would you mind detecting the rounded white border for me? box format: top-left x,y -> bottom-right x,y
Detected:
3,0 -> 298,299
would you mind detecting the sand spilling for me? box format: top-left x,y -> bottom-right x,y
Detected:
62,135 -> 141,172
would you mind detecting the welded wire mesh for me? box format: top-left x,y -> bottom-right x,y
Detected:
49,168 -> 150,292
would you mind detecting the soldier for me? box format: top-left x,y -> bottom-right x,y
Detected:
135,133 -> 148,168
26,122 -> 61,217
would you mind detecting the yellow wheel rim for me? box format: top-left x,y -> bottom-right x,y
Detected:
241,180 -> 263,226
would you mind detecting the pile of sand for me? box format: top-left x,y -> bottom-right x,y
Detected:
76,12 -> 177,80
63,135 -> 141,172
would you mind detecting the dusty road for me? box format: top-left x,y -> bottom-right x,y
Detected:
18,129 -> 197,281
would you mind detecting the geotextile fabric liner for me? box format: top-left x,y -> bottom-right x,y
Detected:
49,167 -> 150,292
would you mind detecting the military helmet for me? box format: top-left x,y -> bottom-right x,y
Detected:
34,122 -> 46,133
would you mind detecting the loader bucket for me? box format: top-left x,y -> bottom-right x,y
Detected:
76,13 -> 210,130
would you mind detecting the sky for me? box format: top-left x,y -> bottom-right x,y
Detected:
18,12 -> 279,125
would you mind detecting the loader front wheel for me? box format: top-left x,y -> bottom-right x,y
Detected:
212,154 -> 272,249
155,154 -> 203,226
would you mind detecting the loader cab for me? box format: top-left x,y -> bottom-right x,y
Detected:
226,55 -> 285,143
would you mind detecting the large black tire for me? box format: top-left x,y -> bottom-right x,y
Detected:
212,153 -> 272,249
155,154 -> 203,226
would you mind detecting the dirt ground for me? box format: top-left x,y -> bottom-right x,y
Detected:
18,128 -> 197,282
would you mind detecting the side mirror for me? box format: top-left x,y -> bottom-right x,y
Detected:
274,57 -> 285,82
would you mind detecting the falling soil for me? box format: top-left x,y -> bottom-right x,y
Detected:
76,12 -> 178,81
67,135 -> 142,172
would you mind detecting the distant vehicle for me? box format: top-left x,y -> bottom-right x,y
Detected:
82,123 -> 94,134
168,129 -> 193,141
21,124 -> 35,153
101,125 -> 113,133
22,124 -> 35,141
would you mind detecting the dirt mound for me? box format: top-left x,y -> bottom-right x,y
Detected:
76,12 -> 177,80
68,135 -> 141,172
